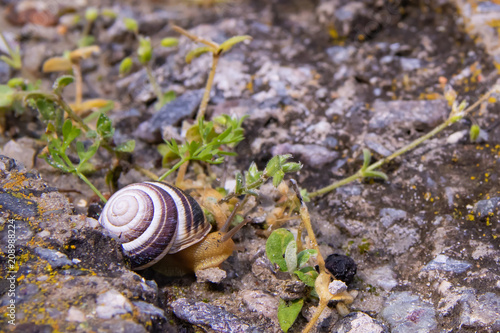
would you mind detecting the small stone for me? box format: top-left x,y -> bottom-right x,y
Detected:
35,247 -> 73,269
1,140 -> 36,169
400,58 -> 421,71
271,143 -> 338,168
134,89 -> 204,143
240,290 -> 278,322
379,208 -> 408,228
326,46 -> 356,64
381,291 -> 437,332
368,100 -> 448,131
325,254 -> 357,285
360,265 -> 398,291
473,197 -> 500,220
329,280 -> 347,295
460,292 -> 500,328
172,298 -> 252,333
422,254 -> 471,274
195,267 -> 227,283
132,301 -> 166,321
96,289 -> 133,319
66,306 -> 86,322
331,311 -> 388,333
0,60 -> 11,84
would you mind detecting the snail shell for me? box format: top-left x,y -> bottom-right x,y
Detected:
98,182 -> 211,270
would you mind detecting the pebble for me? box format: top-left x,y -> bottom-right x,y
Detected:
66,306 -> 86,322
1,139 -> 36,169
379,208 -> 407,228
331,311 -> 388,333
132,300 -> 166,321
326,46 -> 356,65
460,292 -> 500,329
96,289 -> 133,319
473,197 -> 500,220
400,58 -> 422,71
422,254 -> 471,274
35,247 -> 73,268
329,280 -> 347,295
360,265 -> 398,291
380,291 -> 437,332
364,132 -> 393,157
134,89 -> 204,143
240,290 -> 278,322
172,298 -> 253,333
195,267 -> 227,283
214,59 -> 251,99
384,224 -> 419,255
368,100 -> 447,131
271,143 -> 338,168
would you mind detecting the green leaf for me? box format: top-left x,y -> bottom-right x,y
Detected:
277,298 -> 303,333
52,75 -> 75,94
282,162 -> 302,173
0,85 -> 14,107
265,154 -> 292,178
101,8 -> 117,19
85,7 -> 99,22
138,37 -> 152,64
7,78 -> 24,88
300,188 -> 311,203
265,228 -> 295,271
123,18 -> 138,33
284,240 -> 297,273
78,35 -> 96,48
62,119 -> 81,149
96,113 -> 114,140
294,266 -> 319,287
245,162 -> 262,185
272,169 -> 285,187
119,57 -> 133,75
161,37 -> 179,48
115,140 -> 135,153
76,140 -> 100,172
35,98 -> 56,121
470,124 -> 480,142
234,171 -> 243,193
363,170 -> 388,181
297,249 -> 317,268
362,148 -> 371,171
185,46 -> 212,64
218,35 -> 252,54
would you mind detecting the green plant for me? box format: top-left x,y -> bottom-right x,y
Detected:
266,228 -> 318,332
119,18 -> 178,110
172,25 -> 251,120
309,84 -> 500,197
0,32 -> 21,70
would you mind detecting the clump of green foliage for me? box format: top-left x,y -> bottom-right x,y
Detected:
119,18 -> 178,110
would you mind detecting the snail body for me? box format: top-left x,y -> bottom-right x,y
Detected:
98,181 -> 235,273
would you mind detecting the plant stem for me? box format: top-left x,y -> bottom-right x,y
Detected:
175,159 -> 189,187
158,159 -> 186,182
71,61 -> 83,107
145,64 -> 164,109
302,299 -> 328,333
309,88 -> 498,197
172,25 -> 219,49
77,171 -> 107,203
198,54 -> 219,120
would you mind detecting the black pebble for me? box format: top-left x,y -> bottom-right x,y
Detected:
325,254 -> 357,285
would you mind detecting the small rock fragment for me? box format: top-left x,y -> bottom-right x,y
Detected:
195,267 -> 227,283
272,143 -> 338,168
422,254 -> 471,274
331,311 -> 388,333
241,290 -> 278,322
379,208 -> 407,228
96,290 -> 133,319
381,292 -> 437,332
66,306 -> 86,322
329,280 -> 347,295
473,197 -> 500,220
35,247 -> 73,268
172,298 -> 252,333
360,266 -> 398,291
132,301 -> 166,321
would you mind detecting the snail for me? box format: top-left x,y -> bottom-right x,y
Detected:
98,181 -> 247,275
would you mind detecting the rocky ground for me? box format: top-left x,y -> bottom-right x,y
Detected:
0,0 -> 499,332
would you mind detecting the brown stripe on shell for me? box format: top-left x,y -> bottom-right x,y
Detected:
126,183 -> 179,269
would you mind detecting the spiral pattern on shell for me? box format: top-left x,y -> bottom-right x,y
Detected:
98,182 -> 211,270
